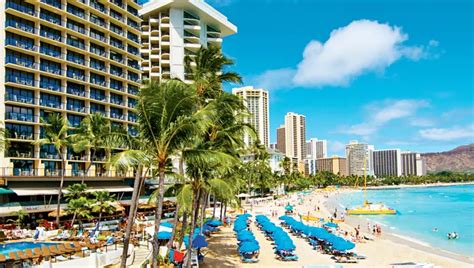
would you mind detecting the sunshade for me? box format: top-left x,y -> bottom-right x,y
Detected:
323,222 -> 338,228
239,241 -> 260,253
206,220 -> 222,227
157,231 -> 172,240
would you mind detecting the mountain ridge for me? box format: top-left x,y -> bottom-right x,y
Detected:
422,144 -> 474,173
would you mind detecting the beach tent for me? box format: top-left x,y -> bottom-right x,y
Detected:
239,241 -> 260,253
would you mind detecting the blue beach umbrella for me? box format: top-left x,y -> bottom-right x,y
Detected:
206,220 -> 222,227
279,215 -> 291,221
239,241 -> 260,253
157,231 -> 172,240
323,222 -> 338,229
276,241 -> 296,251
285,205 -> 294,211
161,222 -> 173,228
331,238 -> 355,251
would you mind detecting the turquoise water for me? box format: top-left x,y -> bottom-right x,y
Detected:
0,242 -> 58,255
337,185 -> 474,256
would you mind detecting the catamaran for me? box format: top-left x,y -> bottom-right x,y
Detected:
347,158 -> 397,215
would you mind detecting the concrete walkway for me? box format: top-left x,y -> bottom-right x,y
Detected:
129,241 -> 152,268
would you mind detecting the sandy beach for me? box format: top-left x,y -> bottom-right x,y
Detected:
203,188 -> 474,268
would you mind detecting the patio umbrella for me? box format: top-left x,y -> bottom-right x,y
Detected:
184,234 -> 209,249
157,231 -> 172,240
161,222 -> 173,228
239,241 -> 260,253
237,233 -> 255,242
276,241 -> 296,251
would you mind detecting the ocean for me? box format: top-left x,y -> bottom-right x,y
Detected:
336,184 -> 474,256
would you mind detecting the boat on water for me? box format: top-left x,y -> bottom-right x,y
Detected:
347,157 -> 397,215
347,200 -> 397,215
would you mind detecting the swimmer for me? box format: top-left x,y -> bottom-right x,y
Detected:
433,228 -> 438,232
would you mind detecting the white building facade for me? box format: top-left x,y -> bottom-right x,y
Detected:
284,112 -> 306,161
306,138 -> 327,159
140,0 -> 237,81
232,86 -> 270,148
345,141 -> 375,176
401,152 -> 426,176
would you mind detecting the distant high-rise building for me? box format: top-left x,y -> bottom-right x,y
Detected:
284,112 -> 306,161
269,143 -> 277,150
304,159 -> 317,176
140,0 -> 237,81
232,86 -> 270,147
346,141 -> 374,176
401,152 -> 426,176
276,125 -> 286,154
372,149 -> 402,177
316,157 -> 348,176
306,138 -> 327,159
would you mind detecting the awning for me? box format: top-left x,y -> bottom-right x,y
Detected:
10,187 -> 59,196
0,188 -> 14,195
10,186 -> 133,196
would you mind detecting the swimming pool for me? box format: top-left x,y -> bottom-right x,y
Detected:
0,242 -> 59,255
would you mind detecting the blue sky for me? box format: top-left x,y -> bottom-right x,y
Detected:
207,0 -> 474,155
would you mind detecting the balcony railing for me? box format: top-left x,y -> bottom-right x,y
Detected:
6,19 -> 36,34
6,57 -> 36,69
6,1 -> 36,16
41,47 -> 63,59
40,81 -> 62,92
6,75 -> 35,87
40,12 -> 62,26
6,112 -> 35,122
5,94 -> 34,104
6,38 -> 36,51
40,152 -> 60,159
6,150 -> 34,158
40,99 -> 63,109
41,30 -> 62,42
67,105 -> 86,113
67,88 -> 86,97
41,0 -> 62,9
40,65 -> 62,75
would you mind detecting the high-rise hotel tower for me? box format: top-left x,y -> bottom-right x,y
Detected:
0,0 -> 142,189
139,0 -> 237,81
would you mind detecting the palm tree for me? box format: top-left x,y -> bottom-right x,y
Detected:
137,80 -> 207,268
91,191 -> 116,225
184,45 -> 242,101
66,197 -> 92,228
34,114 -> 69,227
72,113 -> 125,183
64,183 -> 87,228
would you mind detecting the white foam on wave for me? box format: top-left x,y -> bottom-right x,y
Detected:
391,233 -> 431,248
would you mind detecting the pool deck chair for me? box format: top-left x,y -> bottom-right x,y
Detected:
7,252 -> 20,262
0,254 -> 7,263
24,248 -> 41,263
16,251 -> 30,261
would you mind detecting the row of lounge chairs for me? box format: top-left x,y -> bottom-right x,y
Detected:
0,241 -> 108,265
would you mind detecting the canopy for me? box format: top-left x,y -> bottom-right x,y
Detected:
0,188 -> 14,195
157,231 -> 172,240
239,241 -> 260,253
11,187 -> 59,196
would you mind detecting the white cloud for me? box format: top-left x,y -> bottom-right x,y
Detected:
409,118 -> 435,127
329,141 -> 346,155
252,68 -> 295,90
419,125 -> 474,141
252,20 -> 437,89
344,99 -> 429,136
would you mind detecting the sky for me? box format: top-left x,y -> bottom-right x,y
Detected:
203,0 -> 474,155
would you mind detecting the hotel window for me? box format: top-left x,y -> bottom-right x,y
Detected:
40,59 -> 62,75
40,42 -> 62,58
128,72 -> 139,82
6,32 -> 35,50
90,103 -> 106,115
127,32 -> 139,43
67,66 -> 85,81
40,25 -> 62,42
90,88 -> 106,101
90,13 -> 105,27
6,68 -> 35,86
67,19 -> 85,34
6,49 -> 35,69
67,82 -> 85,96
110,79 -> 123,91
40,76 -> 61,91
110,23 -> 123,36
40,8 -> 61,25
90,73 -> 106,86
40,144 -> 60,159
127,5 -> 138,16
110,93 -> 123,105
90,58 -> 106,71
128,85 -> 139,95
110,37 -> 124,50
67,4 -> 85,19
90,43 -> 106,57
40,93 -> 62,109
110,65 -> 123,77
128,98 -> 137,108
67,114 -> 84,127
67,34 -> 85,49
90,28 -> 106,42
110,107 -> 123,119
6,123 -> 34,140
67,50 -> 85,65
6,0 -> 35,16
6,14 -> 35,33
128,45 -> 139,55
6,105 -> 34,122
6,87 -> 34,104
67,98 -> 85,112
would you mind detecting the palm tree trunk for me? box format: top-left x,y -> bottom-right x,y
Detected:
224,202 -> 227,218
219,201 -> 224,222
167,203 -> 180,249
212,196 -> 217,219
56,157 -> 66,227
199,191 -> 209,234
120,167 -> 143,268
184,187 -> 200,267
70,212 -> 76,228
151,163 -> 166,268
178,211 -> 187,249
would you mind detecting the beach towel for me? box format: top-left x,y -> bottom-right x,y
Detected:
174,250 -> 185,262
